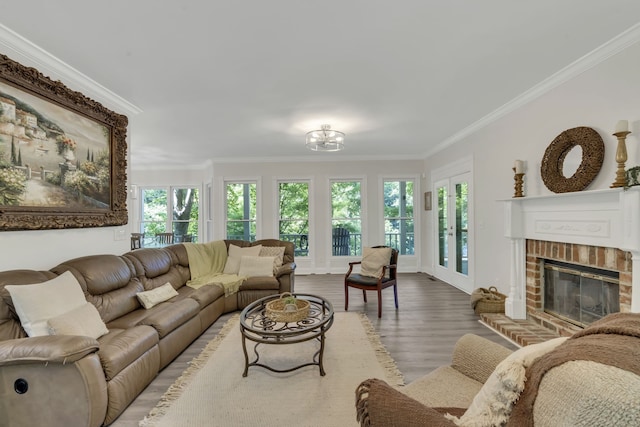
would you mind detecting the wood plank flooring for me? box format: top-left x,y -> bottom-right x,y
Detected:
111,273 -> 516,427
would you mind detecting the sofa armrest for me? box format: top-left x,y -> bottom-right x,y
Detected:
0,335 -> 99,366
355,378 -> 461,427
451,334 -> 513,384
275,262 -> 296,278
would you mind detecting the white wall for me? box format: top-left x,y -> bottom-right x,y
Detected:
423,41 -> 640,296
211,159 -> 424,274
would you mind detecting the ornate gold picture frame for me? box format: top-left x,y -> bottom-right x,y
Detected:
0,54 -> 128,230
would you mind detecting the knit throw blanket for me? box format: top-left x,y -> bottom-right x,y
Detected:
183,241 -> 245,296
507,312 -> 640,427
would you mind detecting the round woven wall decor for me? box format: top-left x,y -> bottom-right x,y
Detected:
540,126 -> 604,193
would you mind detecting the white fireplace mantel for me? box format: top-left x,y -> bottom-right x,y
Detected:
502,187 -> 640,319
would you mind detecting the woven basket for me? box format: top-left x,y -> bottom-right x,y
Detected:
265,292 -> 310,323
472,286 -> 506,314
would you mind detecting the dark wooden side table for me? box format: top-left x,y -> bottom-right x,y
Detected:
239,293 -> 334,377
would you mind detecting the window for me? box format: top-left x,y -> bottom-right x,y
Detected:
225,182 -> 257,241
140,187 -> 199,246
383,179 -> 414,255
278,181 -> 309,257
331,180 -> 362,256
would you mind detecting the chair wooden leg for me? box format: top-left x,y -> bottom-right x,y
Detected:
344,285 -> 349,312
362,290 -> 367,303
393,284 -> 399,309
377,289 -> 382,318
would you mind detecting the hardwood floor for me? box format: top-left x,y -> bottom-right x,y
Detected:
111,273 -> 516,426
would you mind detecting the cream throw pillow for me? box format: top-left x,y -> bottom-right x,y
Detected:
47,302 -> 109,339
238,256 -> 276,278
259,246 -> 286,273
223,244 -> 263,275
361,247 -> 392,278
5,271 -> 87,337
137,282 -> 179,309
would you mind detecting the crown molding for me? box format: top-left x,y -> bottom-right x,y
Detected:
0,24 -> 141,116
424,22 -> 640,158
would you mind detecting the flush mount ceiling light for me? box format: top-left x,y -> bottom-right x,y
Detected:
305,124 -> 345,152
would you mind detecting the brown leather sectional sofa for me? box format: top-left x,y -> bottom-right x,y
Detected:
0,239 -> 295,427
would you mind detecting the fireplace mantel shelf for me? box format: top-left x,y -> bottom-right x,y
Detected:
501,186 -> 640,319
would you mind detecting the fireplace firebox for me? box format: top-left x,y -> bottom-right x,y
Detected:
543,259 -> 619,327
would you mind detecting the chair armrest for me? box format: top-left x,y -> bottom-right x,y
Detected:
355,378 -> 460,427
0,336 -> 99,366
451,334 -> 513,384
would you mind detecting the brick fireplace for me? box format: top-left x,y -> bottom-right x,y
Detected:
525,239 -> 632,336
503,188 -> 639,330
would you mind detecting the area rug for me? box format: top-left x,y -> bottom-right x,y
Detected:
140,312 -> 404,427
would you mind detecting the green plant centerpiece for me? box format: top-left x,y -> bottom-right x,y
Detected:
283,294 -> 298,312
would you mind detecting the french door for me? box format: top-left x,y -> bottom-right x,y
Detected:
433,172 -> 472,293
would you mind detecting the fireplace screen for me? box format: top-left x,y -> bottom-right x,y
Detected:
543,260 -> 619,327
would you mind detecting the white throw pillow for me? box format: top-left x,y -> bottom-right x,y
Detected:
259,246 -> 286,273
47,302 -> 109,340
137,282 -> 179,309
223,244 -> 263,275
5,271 -> 87,337
238,256 -> 276,278
361,247 -> 393,278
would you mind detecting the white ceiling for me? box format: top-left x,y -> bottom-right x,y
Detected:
2,1 -> 640,169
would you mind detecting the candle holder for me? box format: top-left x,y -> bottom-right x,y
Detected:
513,167 -> 525,198
610,130 -> 631,188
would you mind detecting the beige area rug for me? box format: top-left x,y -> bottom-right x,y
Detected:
140,312 -> 404,427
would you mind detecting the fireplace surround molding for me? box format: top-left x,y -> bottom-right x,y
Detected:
503,187 -> 640,319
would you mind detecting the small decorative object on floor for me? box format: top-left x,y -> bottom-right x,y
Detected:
265,292 -> 310,323
471,286 -> 507,314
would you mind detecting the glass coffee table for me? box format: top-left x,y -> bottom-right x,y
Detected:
239,293 -> 334,377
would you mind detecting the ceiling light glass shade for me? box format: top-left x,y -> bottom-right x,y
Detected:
305,124 -> 345,152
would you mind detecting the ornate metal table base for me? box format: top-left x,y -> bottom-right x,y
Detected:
239,293 -> 334,377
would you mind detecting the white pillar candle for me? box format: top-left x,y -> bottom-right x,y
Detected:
514,160 -> 524,174
615,120 -> 629,133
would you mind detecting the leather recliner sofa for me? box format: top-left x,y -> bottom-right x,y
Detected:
0,239 -> 295,427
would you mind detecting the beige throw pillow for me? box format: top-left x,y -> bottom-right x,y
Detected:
47,302 -> 109,340
259,246 -> 286,273
5,271 -> 87,337
361,247 -> 392,278
238,255 -> 276,278
137,282 -> 179,309
223,244 -> 263,275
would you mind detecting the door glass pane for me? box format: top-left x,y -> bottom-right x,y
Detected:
438,185 -> 448,267
455,182 -> 468,275
141,189 -> 168,247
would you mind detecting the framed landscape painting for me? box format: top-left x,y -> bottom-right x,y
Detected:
0,54 -> 128,230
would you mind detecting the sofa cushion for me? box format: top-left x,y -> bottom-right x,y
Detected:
240,276 -> 280,291
238,256 -> 275,278
97,325 -> 158,380
137,283 -> 178,309
138,298 -> 199,339
177,284 -> 225,309
5,271 -> 87,337
259,246 -> 285,272
223,244 -> 262,275
361,247 -> 392,278
47,302 -> 109,340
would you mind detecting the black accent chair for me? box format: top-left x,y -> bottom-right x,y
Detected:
332,227 -> 350,256
344,246 -> 399,318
